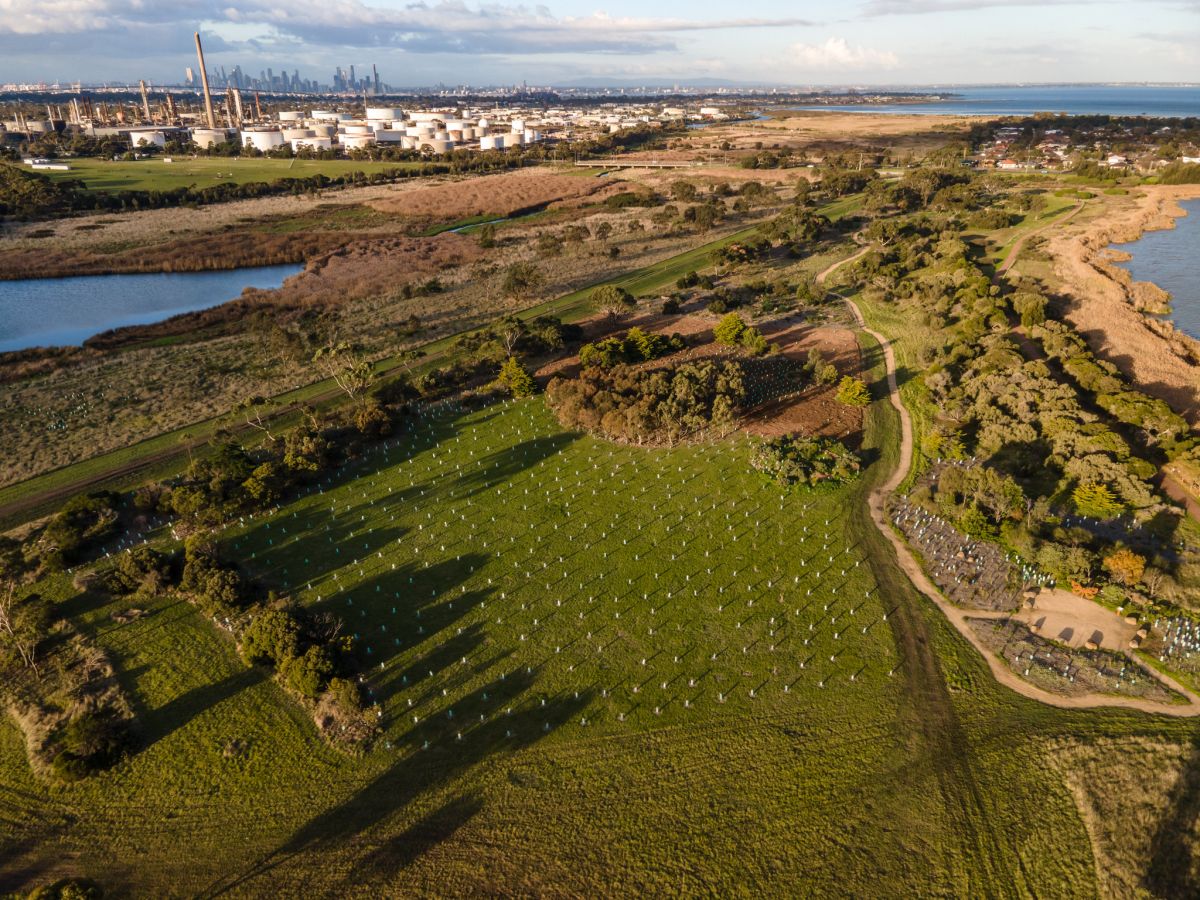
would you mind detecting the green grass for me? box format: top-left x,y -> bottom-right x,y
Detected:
38,157 -> 424,194
5,334 -> 1200,894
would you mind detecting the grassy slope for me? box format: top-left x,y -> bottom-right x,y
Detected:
3,330 -> 1196,895
0,197 -> 830,529
36,157 -> 424,194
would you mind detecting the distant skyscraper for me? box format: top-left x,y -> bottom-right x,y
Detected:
185,66 -> 194,86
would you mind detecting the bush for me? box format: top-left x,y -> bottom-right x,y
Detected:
282,645 -> 334,699
592,284 -> 636,319
51,709 -> 131,780
1071,482 -> 1125,520
495,356 -> 537,398
750,433 -> 861,487
835,376 -> 872,407
713,313 -> 748,346
240,608 -> 301,666
662,298 -> 682,315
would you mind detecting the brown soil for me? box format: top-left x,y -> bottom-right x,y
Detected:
535,302 -> 862,441
1042,185 -> 1200,425
1014,588 -> 1138,651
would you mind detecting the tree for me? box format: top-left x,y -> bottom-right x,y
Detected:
836,376 -> 872,407
313,342 -> 374,403
592,284 -> 636,320
1103,548 -> 1146,586
713,313 -> 748,346
500,262 -> 545,300
496,356 -> 536,398
1071,482 -> 1125,520
240,608 -> 301,666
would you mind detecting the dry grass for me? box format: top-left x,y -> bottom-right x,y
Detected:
1047,737 -> 1200,899
1041,186 -> 1200,425
367,170 -> 617,219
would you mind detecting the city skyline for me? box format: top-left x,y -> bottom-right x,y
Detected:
0,0 -> 1197,87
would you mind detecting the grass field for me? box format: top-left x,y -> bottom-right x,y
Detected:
36,157 -> 424,194
5,336 -> 1200,895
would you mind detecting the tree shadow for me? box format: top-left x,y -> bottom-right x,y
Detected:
355,794 -> 484,879
1145,732 -> 1200,897
452,433 -> 580,500
195,664 -> 592,897
140,667 -> 266,751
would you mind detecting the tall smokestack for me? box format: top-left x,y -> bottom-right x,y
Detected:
194,31 -> 217,129
232,88 -> 244,125
254,91 -> 262,120
139,79 -> 152,122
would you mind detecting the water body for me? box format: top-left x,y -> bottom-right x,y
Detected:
0,263 -> 302,353
1111,199 -> 1200,341
793,85 -> 1200,118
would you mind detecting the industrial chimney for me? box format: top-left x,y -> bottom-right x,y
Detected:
139,79 -> 152,122
194,31 -> 217,129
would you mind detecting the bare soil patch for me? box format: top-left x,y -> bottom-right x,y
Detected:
1014,588 -> 1138,651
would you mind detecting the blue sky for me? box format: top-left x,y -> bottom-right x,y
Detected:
0,0 -> 1197,86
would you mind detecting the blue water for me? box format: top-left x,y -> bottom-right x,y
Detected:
795,85 -> 1200,118
1113,199 -> 1200,340
0,264 -> 302,353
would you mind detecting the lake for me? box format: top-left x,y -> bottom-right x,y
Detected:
1112,199 -> 1200,341
792,85 -> 1200,118
0,264 -> 302,353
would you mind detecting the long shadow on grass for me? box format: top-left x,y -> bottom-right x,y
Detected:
1144,732 -> 1200,897
139,667 -> 267,751
197,662 -> 591,896
452,433 -> 581,500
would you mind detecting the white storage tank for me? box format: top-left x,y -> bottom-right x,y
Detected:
339,133 -> 376,150
291,136 -> 332,152
366,107 -> 404,121
510,118 -> 526,133
190,127 -> 229,148
523,129 -> 540,144
342,123 -> 372,135
479,135 -> 502,151
242,129 -> 285,152
311,109 -> 338,121
311,123 -> 337,139
278,110 -> 304,123
374,129 -> 405,143
428,139 -> 453,155
477,117 -> 490,129
128,129 -> 167,148
282,127 -> 316,142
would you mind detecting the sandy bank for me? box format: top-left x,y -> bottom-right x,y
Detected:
1042,185 -> 1200,425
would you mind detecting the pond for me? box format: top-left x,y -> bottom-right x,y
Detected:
1112,199 -> 1200,341
0,263 -> 303,353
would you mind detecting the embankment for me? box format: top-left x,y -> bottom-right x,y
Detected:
1043,185 -> 1200,425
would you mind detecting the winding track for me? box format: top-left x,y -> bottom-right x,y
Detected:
819,245 -> 1200,717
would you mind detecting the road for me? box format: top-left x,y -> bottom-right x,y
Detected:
816,242 -> 1200,717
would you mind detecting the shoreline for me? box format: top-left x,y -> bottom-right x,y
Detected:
1042,184 -> 1200,426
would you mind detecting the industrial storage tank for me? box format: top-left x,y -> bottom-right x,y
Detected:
282,127 -> 316,142
342,124 -> 372,135
291,135 -> 332,152
374,129 -> 404,144
523,129 -> 540,144
278,110 -> 304,123
310,123 -> 337,139
339,133 -> 376,150
510,118 -> 526,133
190,127 -> 229,148
128,130 -> 167,148
241,128 -> 285,152
366,107 -> 404,121
479,135 -> 502,151
426,139 -> 453,155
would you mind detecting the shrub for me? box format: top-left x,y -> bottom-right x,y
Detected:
240,608 -> 301,666
495,356 -> 537,398
51,709 -> 131,780
282,645 -> 334,699
1071,482 -> 1125,520
713,313 -> 748,346
592,284 -> 636,319
1102,547 -> 1146,586
750,434 -> 861,487
661,297 -> 682,315
835,376 -> 872,407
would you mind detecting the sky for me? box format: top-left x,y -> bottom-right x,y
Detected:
0,0 -> 1197,87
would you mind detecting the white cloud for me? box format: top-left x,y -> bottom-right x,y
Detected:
791,37 -> 899,69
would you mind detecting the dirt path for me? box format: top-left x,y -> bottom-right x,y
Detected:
997,202 -> 1084,275
842,292 -> 1200,717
